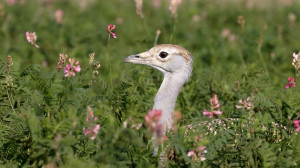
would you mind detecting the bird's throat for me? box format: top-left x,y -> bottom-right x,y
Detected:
153,73 -> 187,131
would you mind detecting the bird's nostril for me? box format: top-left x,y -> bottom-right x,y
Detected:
134,55 -> 140,58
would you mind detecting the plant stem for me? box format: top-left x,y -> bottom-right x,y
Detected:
154,30 -> 160,46
107,34 -> 112,87
142,18 -> 151,40
238,50 -> 246,71
6,87 -> 15,113
170,17 -> 177,43
257,45 -> 270,80
295,69 -> 300,93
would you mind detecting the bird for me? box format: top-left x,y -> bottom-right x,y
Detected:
124,44 -> 193,155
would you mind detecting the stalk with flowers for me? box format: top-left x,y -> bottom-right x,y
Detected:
106,24 -> 117,86
64,58 -> 81,77
292,52 -> 300,90
202,94 -> 222,119
83,106 -> 100,140
169,0 -> 182,43
26,31 -> 39,48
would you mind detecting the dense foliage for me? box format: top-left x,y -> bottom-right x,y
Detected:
1,0 -> 300,167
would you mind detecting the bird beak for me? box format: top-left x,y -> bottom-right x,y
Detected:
124,51 -> 151,64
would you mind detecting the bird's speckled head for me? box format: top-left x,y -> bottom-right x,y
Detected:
124,44 -> 193,75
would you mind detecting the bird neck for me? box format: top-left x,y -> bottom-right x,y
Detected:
153,72 -> 188,130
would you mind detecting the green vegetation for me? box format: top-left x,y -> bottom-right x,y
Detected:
1,0 -> 300,167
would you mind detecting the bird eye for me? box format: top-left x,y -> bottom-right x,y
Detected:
159,51 -> 169,58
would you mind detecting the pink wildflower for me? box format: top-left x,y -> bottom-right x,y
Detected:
203,94 -> 222,118
83,107 -> 100,140
293,53 -> 298,60
198,146 -> 206,152
188,144 -> 207,161
213,110 -> 222,116
86,107 -> 96,123
25,32 -> 39,48
200,155 -> 206,161
6,0 -> 16,6
134,0 -> 144,18
187,150 -> 194,157
107,24 -> 117,39
292,52 -> 300,74
124,117 -> 143,130
169,0 -> 182,17
55,9 -> 64,24
203,109 -> 213,119
221,29 -> 231,38
152,0 -> 161,8
236,97 -> 253,110
145,110 -> 163,138
91,124 -> 100,140
131,123 -> 143,130
83,127 -> 92,136
285,77 -> 296,89
294,120 -> 300,132
210,94 -> 220,109
64,58 -> 81,77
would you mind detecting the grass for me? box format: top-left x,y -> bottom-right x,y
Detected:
1,0 -> 300,167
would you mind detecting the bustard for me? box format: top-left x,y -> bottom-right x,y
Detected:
124,44 -> 193,154
124,44 -> 287,158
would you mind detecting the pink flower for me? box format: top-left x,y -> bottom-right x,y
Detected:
200,155 -> 206,161
203,94 -> 222,118
292,52 -> 300,71
169,0 -> 182,17
25,32 -> 39,48
83,107 -> 100,140
134,0 -> 144,18
198,146 -> 206,152
294,120 -> 300,127
64,58 -> 81,77
145,110 -> 163,138
285,77 -> 296,89
131,123 -> 143,130
83,127 -> 92,136
152,0 -> 161,8
213,110 -> 222,116
6,0 -> 16,6
91,124 -> 100,140
107,24 -> 117,39
236,97 -> 253,110
210,94 -> 220,109
188,145 -> 207,161
55,9 -> 64,24
124,117 -> 143,130
187,150 -> 194,157
294,120 -> 300,132
86,107 -> 95,123
293,53 -> 298,60
83,124 -> 100,140
221,29 -> 231,38
203,109 -> 213,119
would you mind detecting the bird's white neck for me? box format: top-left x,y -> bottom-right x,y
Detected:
153,71 -> 189,131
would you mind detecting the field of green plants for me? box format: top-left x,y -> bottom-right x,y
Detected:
2,0 -> 300,167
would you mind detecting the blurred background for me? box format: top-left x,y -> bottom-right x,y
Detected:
2,0 -> 300,84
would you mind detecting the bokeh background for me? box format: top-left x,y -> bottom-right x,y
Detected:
2,0 -> 300,83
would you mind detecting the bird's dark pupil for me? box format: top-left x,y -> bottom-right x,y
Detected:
159,51 -> 168,58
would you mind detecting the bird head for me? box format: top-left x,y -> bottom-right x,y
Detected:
124,44 -> 193,77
